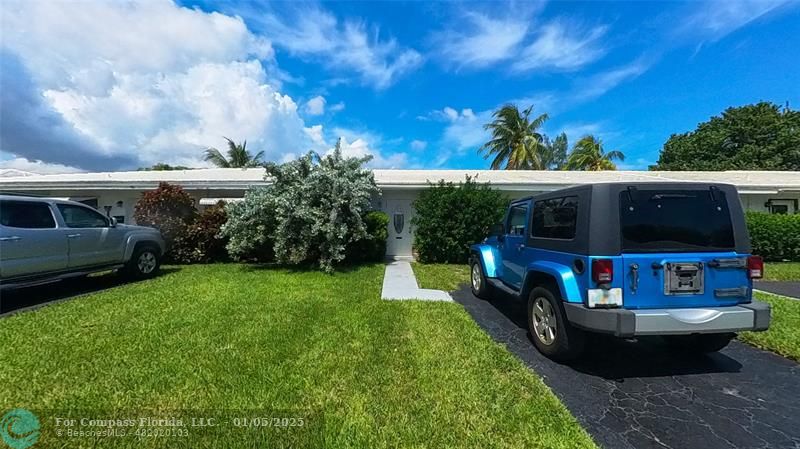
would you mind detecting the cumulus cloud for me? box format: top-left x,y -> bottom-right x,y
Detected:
0,156 -> 84,174
329,102 -> 346,113
304,96 -> 326,115
0,0 -> 319,170
241,5 -> 422,89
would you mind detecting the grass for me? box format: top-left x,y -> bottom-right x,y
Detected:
0,264 -> 594,449
739,292 -> 800,361
763,262 -> 800,281
412,263 -> 469,291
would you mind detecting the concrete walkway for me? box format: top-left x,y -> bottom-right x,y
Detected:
381,261 -> 452,301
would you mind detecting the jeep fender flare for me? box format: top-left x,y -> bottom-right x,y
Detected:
521,261 -> 582,303
123,234 -> 165,262
469,243 -> 503,279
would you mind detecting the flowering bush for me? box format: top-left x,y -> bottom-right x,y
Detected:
172,202 -> 230,263
133,182 -> 197,254
221,142 -> 380,272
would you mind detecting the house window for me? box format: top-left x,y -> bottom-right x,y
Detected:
770,204 -> 789,215
113,215 -> 126,224
766,199 -> 796,215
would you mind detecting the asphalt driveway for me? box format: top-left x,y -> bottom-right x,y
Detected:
451,286 -> 800,449
756,281 -> 800,300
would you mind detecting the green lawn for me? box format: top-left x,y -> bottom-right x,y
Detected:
764,262 -> 800,281
413,263 -> 469,291
0,264 -> 594,449
739,292 -> 800,361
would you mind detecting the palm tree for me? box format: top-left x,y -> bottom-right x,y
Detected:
480,104 -> 549,170
565,135 -> 625,171
541,132 -> 568,170
204,137 -> 265,168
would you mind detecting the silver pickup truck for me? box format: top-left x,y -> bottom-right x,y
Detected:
0,195 -> 165,290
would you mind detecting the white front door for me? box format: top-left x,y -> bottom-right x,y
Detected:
384,199 -> 414,258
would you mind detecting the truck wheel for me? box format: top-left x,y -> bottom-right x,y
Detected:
470,258 -> 491,300
665,333 -> 735,354
125,245 -> 161,280
527,287 -> 585,361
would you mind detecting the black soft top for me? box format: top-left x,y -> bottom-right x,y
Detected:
519,182 -> 751,255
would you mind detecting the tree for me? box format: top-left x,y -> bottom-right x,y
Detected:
542,132 -> 569,170
480,104 -> 549,170
566,135 -> 625,171
204,137 -> 265,168
138,163 -> 192,171
653,102 -> 800,171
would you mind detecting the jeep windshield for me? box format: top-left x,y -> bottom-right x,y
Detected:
619,188 -> 735,252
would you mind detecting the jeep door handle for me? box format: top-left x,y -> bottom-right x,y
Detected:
517,243 -> 525,251
67,233 -> 82,238
630,263 -> 639,293
0,236 -> 21,241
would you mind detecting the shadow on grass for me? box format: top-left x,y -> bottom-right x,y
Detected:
452,284 -> 743,380
0,267 -> 181,316
240,261 -> 380,275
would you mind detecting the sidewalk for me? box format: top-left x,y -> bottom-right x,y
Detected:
381,261 -> 452,301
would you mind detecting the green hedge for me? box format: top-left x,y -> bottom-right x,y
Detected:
412,177 -> 507,263
746,211 -> 800,261
346,211 -> 389,263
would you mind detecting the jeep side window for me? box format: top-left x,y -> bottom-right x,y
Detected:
531,196 -> 578,239
0,200 -> 57,229
57,204 -> 109,228
506,204 -> 528,236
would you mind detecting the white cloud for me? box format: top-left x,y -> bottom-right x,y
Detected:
432,12 -> 530,69
410,140 -> 427,151
305,95 -> 326,115
328,128 -> 408,168
0,0 -> 319,170
329,102 -> 346,113
243,6 -> 422,89
575,58 -> 652,100
0,156 -> 83,174
512,21 -> 607,72
681,0 -> 793,41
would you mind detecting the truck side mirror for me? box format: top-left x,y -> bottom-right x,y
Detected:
109,216 -> 117,227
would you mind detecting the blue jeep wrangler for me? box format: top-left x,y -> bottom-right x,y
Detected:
469,183 -> 771,361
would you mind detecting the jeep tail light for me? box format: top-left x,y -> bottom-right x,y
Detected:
747,255 -> 763,279
592,259 -> 613,283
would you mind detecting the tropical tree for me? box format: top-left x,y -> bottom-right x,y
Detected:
566,135 -> 625,171
204,137 -> 265,168
541,132 -> 569,170
480,104 -> 549,170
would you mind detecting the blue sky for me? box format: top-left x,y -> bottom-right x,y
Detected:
1,0 -> 798,173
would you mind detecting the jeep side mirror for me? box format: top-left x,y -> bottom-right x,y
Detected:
489,223 -> 505,238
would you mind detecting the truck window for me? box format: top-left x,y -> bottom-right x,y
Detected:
0,200 -> 56,229
57,204 -> 109,228
620,189 -> 735,252
531,196 -> 578,239
507,204 -> 528,236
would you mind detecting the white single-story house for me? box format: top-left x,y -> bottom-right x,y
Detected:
1,169 -> 798,259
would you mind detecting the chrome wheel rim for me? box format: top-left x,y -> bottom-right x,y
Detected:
471,264 -> 482,291
137,251 -> 156,274
532,297 -> 557,346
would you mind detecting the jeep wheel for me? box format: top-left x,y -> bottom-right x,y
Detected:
527,287 -> 585,361
125,246 -> 161,279
665,333 -> 735,354
470,258 -> 491,300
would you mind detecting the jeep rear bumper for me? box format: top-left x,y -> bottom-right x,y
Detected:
563,301 -> 771,338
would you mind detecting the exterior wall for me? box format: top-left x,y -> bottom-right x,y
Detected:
6,185 -> 798,259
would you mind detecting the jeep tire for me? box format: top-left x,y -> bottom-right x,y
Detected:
527,287 -> 585,361
470,258 -> 491,300
124,245 -> 161,280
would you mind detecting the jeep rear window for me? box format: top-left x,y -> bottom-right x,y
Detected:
619,189 -> 735,252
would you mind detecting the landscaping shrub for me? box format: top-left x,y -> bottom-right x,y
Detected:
172,202 -> 230,263
220,188 -> 276,262
221,142 -> 379,272
412,176 -> 507,263
346,210 -> 389,262
133,182 -> 197,253
746,211 -> 800,261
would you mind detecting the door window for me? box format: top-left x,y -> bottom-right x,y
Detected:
506,205 -> 528,236
532,196 -> 578,239
57,204 -> 109,228
0,201 -> 56,229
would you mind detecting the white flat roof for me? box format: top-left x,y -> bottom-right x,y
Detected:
0,168 -> 798,193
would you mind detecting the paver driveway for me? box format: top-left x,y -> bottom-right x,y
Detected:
451,286 -> 800,449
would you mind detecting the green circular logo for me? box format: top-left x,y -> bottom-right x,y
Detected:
0,409 -> 40,449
